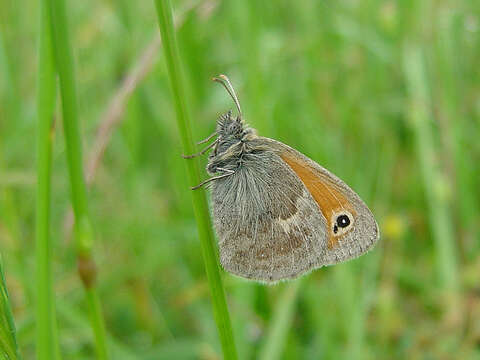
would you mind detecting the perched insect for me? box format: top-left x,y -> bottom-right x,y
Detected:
184,75 -> 379,283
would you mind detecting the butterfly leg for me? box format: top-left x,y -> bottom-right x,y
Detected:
196,132 -> 217,145
182,139 -> 219,159
191,168 -> 234,190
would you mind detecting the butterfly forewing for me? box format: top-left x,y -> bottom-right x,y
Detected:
265,137 -> 379,265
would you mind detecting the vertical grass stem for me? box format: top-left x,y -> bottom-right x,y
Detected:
36,0 -> 60,359
46,0 -> 109,357
153,0 -> 238,358
403,44 -> 459,299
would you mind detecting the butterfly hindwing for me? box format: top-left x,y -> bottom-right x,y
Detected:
210,147 -> 327,283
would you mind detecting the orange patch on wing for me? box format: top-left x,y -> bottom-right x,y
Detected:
280,152 -> 356,249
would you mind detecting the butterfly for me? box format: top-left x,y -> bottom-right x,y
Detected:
184,75 -> 379,283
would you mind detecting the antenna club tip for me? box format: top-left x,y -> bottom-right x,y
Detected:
212,74 -> 228,81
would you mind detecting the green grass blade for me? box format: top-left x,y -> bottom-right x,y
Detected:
403,44 -> 459,299
0,254 -> 22,360
434,10 -> 478,257
47,0 -> 87,219
84,289 -> 109,360
152,1 -> 238,359
46,0 -> 109,358
258,281 -> 302,360
36,1 -> 60,359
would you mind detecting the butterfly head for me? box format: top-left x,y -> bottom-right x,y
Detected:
216,110 -> 244,139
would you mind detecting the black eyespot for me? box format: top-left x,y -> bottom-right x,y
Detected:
336,215 -> 350,228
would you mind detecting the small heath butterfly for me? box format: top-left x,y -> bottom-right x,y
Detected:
184,75 -> 379,283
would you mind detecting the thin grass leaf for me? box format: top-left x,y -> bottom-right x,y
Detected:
434,10 -> 478,258
403,44 -> 459,299
152,0 -> 238,359
46,0 -> 109,357
35,1 -> 60,359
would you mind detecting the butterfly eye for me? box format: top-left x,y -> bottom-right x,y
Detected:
333,213 -> 353,234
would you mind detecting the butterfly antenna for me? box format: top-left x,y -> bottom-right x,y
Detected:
212,74 -> 242,118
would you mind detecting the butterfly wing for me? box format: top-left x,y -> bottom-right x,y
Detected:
210,137 -> 379,283
263,137 -> 379,266
210,146 -> 328,283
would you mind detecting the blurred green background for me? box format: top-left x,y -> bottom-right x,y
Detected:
1,0 -> 480,359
